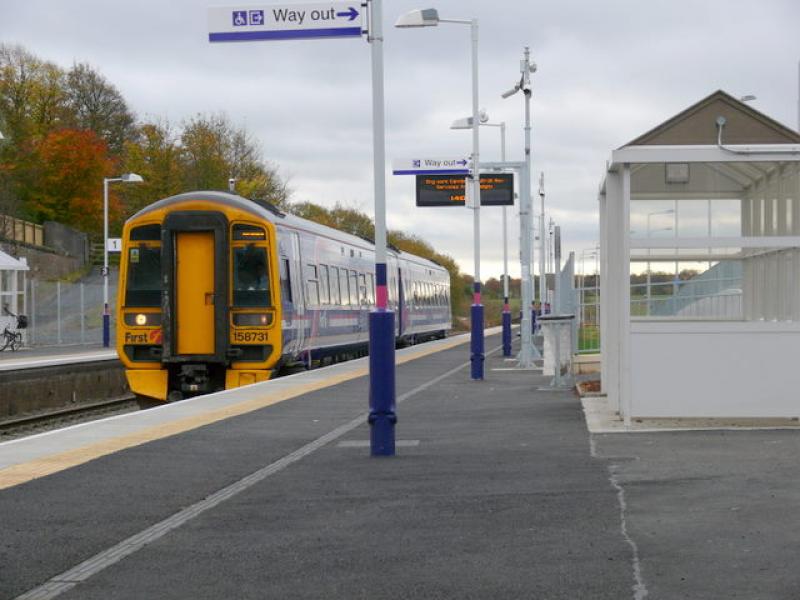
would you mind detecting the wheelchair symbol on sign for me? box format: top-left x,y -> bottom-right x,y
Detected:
232,11 -> 247,26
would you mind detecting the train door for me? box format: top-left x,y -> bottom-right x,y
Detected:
161,211 -> 228,365
397,267 -> 405,337
175,232 -> 215,354
289,231 -> 306,354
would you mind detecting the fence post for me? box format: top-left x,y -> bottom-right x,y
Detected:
57,281 -> 62,345
80,283 -> 85,344
30,279 -> 36,346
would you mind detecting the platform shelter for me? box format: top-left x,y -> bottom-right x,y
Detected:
0,249 -> 28,335
599,91 -> 800,422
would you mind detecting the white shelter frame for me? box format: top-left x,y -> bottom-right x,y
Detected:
600,144 -> 800,424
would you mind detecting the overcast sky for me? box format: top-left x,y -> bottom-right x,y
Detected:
3,0 -> 800,278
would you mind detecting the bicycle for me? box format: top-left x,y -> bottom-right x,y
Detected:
1,306 -> 27,352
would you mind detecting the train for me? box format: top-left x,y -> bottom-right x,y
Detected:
116,191 -> 452,402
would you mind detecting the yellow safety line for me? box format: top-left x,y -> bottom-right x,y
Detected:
0,335 -> 471,490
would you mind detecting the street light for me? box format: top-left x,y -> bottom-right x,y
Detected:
451,113 -> 514,357
103,173 -> 144,347
501,46 -> 537,367
396,8 -> 485,379
739,95 -> 757,103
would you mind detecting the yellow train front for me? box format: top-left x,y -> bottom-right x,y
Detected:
117,191 -> 282,402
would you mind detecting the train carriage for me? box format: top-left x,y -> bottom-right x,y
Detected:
117,191 -> 451,402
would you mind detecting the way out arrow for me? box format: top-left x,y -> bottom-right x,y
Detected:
336,6 -> 359,21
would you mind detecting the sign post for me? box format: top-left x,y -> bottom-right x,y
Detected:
209,0 -> 395,457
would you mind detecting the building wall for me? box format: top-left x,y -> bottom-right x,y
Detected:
0,241 -> 82,281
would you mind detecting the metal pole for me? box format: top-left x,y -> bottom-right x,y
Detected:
103,177 -> 110,347
80,282 -> 85,344
469,17 -> 484,380
554,225 -> 561,313
539,172 -> 546,314
517,46 -> 537,367
30,279 -> 35,345
367,0 -> 396,457
500,122 -> 512,357
57,280 -> 62,345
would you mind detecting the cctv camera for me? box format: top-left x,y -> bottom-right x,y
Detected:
479,109 -> 489,123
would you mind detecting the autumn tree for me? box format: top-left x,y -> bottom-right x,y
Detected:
118,120 -> 183,218
22,129 -> 115,234
64,62 -> 135,155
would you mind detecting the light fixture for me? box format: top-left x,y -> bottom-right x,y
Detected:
394,8 -> 439,28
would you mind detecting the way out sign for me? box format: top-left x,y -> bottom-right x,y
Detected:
208,3 -> 363,41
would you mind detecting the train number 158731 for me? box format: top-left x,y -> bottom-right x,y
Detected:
232,330 -> 268,343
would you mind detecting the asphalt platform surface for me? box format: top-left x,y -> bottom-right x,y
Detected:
2,333 -> 799,599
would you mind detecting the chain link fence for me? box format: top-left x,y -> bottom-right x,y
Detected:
24,275 -> 117,348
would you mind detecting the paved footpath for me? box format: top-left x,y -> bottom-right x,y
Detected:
2,334 -> 634,599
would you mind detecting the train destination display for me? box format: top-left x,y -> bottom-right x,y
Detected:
415,173 -> 514,207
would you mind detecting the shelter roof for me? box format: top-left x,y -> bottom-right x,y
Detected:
623,90 -> 800,147
0,249 -> 28,271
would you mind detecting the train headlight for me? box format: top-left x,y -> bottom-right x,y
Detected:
233,313 -> 273,327
124,313 -> 162,327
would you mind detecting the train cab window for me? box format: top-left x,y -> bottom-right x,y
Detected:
330,266 -> 341,304
125,245 -> 161,307
233,245 -> 271,307
339,268 -> 350,306
279,258 -> 292,304
305,264 -> 319,306
319,265 -> 330,305
348,270 -> 358,305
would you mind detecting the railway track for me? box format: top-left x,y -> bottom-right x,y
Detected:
0,395 -> 141,441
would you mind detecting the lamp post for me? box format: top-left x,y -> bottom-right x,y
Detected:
451,115 -> 513,356
501,46 -> 537,366
396,8 -> 484,379
103,173 -> 143,347
645,208 -> 674,316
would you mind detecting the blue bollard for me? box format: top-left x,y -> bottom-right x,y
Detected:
470,301 -> 484,380
102,312 -> 110,348
369,268 -> 396,456
502,298 -> 512,357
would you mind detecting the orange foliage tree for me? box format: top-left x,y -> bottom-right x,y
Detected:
24,129 -> 116,234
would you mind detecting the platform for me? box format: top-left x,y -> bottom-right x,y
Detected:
3,330 -> 800,599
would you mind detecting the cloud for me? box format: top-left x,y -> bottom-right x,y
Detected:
3,0 -> 799,278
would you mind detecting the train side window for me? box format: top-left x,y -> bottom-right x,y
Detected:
279,258 -> 292,304
330,266 -> 341,304
233,245 -> 271,307
339,268 -> 350,306
305,264 -> 319,306
358,273 -> 367,304
319,265 -> 330,305
367,273 -> 375,304
349,270 -> 358,305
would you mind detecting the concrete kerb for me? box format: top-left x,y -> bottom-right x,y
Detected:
582,394 -> 800,434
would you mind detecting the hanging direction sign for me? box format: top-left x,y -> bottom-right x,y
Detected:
416,173 -> 515,207
208,3 -> 363,42
392,157 -> 470,176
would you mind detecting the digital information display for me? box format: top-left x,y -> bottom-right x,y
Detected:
415,173 -> 515,207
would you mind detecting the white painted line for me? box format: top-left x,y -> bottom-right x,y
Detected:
15,344 -> 502,600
